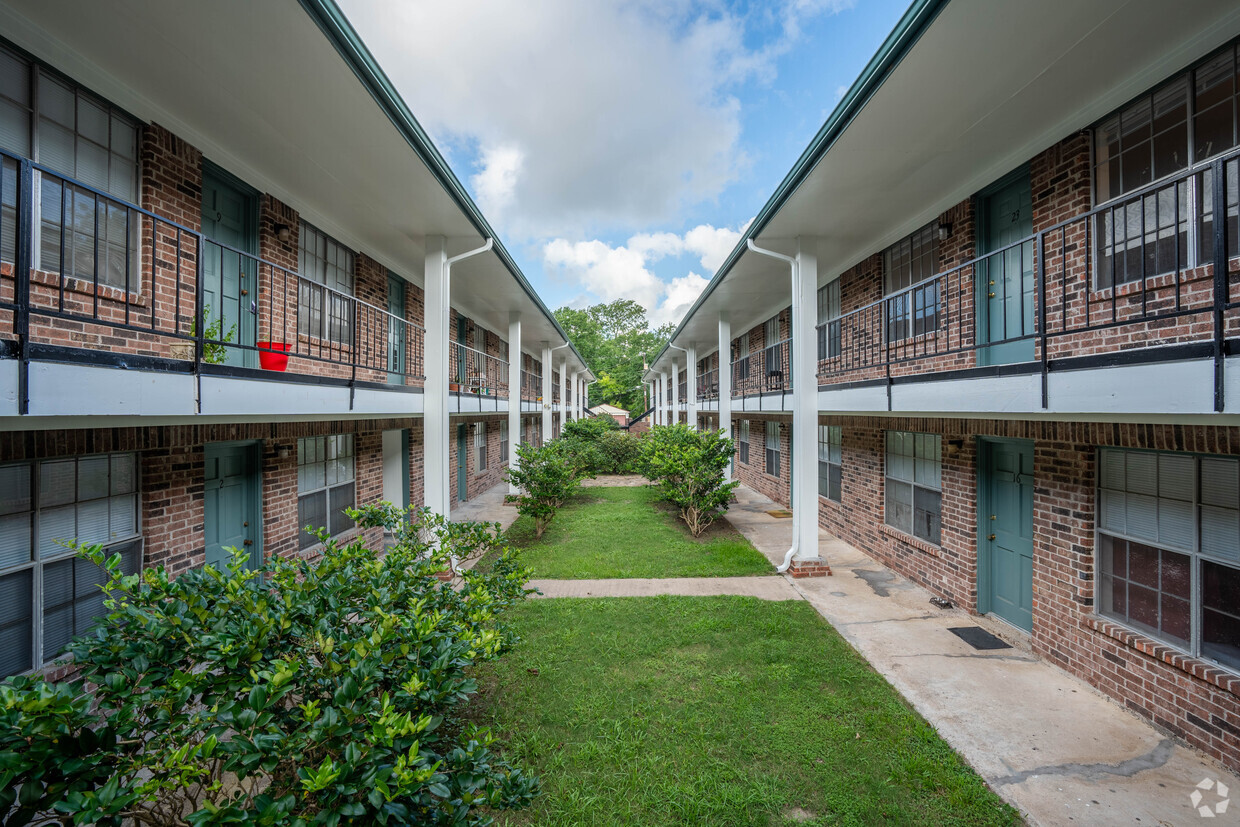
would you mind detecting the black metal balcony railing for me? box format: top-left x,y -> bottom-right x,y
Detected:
520,368 -> 542,403
696,367 -> 719,401
449,342 -> 506,396
815,147 -> 1240,410
732,338 -> 791,399
677,379 -> 687,404
0,149 -> 427,414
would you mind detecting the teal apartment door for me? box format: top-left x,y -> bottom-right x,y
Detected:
201,163 -> 258,368
387,273 -> 406,384
456,424 -> 468,503
204,443 -> 261,573
979,439 -> 1034,631
977,169 -> 1034,365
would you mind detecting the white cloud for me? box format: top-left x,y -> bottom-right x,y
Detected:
542,223 -> 746,325
338,0 -> 852,240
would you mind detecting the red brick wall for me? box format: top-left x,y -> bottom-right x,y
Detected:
814,415 -> 1240,771
733,416 -> 791,506
448,415 -> 509,508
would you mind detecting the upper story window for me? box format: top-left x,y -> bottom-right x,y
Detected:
733,333 -> 750,380
1097,448 -> 1240,673
0,453 -> 141,679
883,222 -> 940,342
817,280 -> 841,360
1093,41 -> 1240,287
298,221 -> 355,342
0,44 -> 140,289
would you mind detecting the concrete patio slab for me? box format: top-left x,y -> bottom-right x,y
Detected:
450,481 -> 519,532
723,484 -> 1240,826
528,575 -> 800,601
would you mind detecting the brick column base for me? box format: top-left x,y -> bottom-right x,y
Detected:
787,558 -> 832,578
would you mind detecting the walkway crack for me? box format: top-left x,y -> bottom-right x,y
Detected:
989,738 -> 1176,787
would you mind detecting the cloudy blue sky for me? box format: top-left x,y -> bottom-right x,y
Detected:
337,0 -> 910,325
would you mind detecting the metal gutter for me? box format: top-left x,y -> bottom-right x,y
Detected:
646,0 -> 950,371
295,0 -> 592,375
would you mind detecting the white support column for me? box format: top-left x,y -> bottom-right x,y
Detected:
507,312 -> 522,495
686,345 -> 698,429
659,371 -> 668,426
671,361 -> 679,426
558,359 -> 568,433
423,236 -> 450,516
541,345 -> 553,442
571,371 -> 580,420
792,237 -> 823,570
718,312 -> 732,480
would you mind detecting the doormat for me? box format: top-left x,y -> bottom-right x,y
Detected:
766,509 -> 793,518
948,626 -> 1012,650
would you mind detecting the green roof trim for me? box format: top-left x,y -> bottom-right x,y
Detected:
646,0 -> 950,376
295,0 -> 593,378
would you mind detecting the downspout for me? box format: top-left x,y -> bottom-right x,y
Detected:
447,238 -> 494,269
746,239 -> 798,574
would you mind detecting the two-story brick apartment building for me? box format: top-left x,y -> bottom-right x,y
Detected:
0,0 -> 592,682
647,0 -> 1240,771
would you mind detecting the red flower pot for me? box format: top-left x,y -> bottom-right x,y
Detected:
257,341 -> 290,371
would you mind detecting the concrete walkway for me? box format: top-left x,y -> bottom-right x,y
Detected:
529,575 -> 799,601
450,481 -> 520,532
724,484 -> 1240,827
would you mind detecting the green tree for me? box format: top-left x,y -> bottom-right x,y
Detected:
554,299 -> 672,415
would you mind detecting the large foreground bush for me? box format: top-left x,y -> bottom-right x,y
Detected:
641,424 -> 738,536
0,507 -> 536,826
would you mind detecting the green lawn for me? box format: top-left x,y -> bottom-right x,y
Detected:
474,597 -> 1020,827
503,486 -> 773,579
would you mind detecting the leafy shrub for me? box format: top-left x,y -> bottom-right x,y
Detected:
641,424 -> 738,536
505,441 -> 583,538
0,507 -> 537,826
558,416 -> 641,475
562,416 -> 617,441
595,430 -> 642,474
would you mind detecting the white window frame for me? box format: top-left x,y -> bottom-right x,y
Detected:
818,424 -> 842,502
475,422 -> 488,473
0,452 -> 142,679
884,431 -> 942,544
738,420 -> 750,465
765,421 -> 781,478
1096,448 -> 1240,674
500,420 -> 509,463
883,223 -> 940,344
817,279 -> 841,361
296,434 -> 355,550
297,221 -> 355,343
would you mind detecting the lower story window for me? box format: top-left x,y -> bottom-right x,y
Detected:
0,453 -> 142,679
475,423 -> 488,472
297,434 -> 355,550
765,421 -> 781,478
884,431 -> 941,544
818,425 -> 841,502
501,421 -> 509,463
738,420 -> 750,465
1097,448 -> 1240,672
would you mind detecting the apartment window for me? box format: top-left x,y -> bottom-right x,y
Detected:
298,222 -> 355,343
818,425 -> 842,502
0,453 -> 141,679
475,423 -> 488,473
738,420 -> 750,465
733,335 -> 750,382
500,421 -> 509,463
884,223 -> 939,342
1097,449 -> 1240,672
1093,42 -> 1240,287
297,435 -> 355,550
765,421 -> 781,478
885,431 -> 941,545
0,45 -> 140,287
817,280 -> 841,360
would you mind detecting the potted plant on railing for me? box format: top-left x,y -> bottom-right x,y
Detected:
171,306 -> 234,364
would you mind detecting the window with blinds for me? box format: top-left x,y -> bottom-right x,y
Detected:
818,425 -> 842,502
0,453 -> 141,679
297,435 -> 355,550
1092,40 -> 1240,287
737,420 -> 750,465
765,421 -> 781,478
0,44 -> 140,288
883,223 -> 940,343
298,222 -> 355,343
1097,448 -> 1240,672
817,280 -> 841,361
885,432 -> 941,544
475,423 -> 488,472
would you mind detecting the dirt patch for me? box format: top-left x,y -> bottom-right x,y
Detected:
650,498 -> 750,544
581,474 -> 649,487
